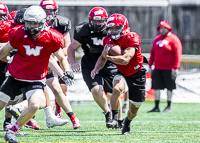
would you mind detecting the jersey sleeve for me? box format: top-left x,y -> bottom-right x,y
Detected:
52,30 -> 64,53
8,26 -> 20,48
0,20 -> 12,43
73,26 -> 83,44
148,40 -> 156,68
126,32 -> 141,48
103,36 -> 109,47
172,35 -> 182,69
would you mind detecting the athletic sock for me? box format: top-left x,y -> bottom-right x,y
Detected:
112,110 -> 119,121
124,117 -> 131,125
5,116 -> 12,123
43,106 -> 55,119
155,100 -> 160,109
167,101 -> 171,108
67,112 -> 74,118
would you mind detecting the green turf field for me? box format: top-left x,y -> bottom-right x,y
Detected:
0,100 -> 200,143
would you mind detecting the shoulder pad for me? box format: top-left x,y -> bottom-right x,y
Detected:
55,15 -> 71,26
75,22 -> 91,37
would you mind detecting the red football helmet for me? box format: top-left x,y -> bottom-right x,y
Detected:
106,13 -> 129,40
0,2 -> 9,20
9,10 -> 17,19
89,7 -> 108,33
39,0 -> 58,21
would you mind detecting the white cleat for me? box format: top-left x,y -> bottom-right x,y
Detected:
46,116 -> 69,128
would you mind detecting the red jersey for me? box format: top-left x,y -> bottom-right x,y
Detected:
149,33 -> 182,70
0,19 -> 14,63
0,19 -> 14,43
8,25 -> 64,80
103,32 -> 143,76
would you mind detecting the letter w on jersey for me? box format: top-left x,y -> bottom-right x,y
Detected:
91,37 -> 103,46
24,45 -> 43,56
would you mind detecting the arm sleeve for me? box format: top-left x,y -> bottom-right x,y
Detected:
172,36 -> 182,69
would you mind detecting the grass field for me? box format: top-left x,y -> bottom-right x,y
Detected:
0,100 -> 200,143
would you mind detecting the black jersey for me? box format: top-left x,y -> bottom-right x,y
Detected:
51,15 -> 71,35
74,22 -> 117,73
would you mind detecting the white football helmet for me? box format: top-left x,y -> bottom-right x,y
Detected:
24,6 -> 46,36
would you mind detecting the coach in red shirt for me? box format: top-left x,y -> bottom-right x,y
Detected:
148,20 -> 182,113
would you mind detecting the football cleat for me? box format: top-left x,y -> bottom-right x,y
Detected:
15,130 -> 28,136
70,114 -> 81,129
122,118 -> 130,135
3,121 -> 12,131
118,119 -> 124,130
104,111 -> 113,128
147,107 -> 160,113
24,118 -> 40,130
46,116 -> 69,128
5,105 -> 21,120
4,130 -> 18,143
109,120 -> 119,129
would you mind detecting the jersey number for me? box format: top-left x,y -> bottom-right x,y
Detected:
23,45 -> 43,56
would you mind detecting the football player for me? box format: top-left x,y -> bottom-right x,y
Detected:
91,13 -> 146,135
39,0 -> 81,129
0,2 -> 21,131
0,6 -> 73,142
68,7 -> 125,129
4,7 -> 70,131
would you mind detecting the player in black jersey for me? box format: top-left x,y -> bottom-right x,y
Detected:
68,7 -> 124,129
40,0 -> 80,129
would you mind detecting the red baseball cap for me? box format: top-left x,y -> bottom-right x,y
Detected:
157,20 -> 172,31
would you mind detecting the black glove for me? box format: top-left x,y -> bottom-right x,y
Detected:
60,71 -> 74,86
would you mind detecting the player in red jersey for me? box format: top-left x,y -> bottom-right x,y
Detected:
0,2 -> 18,131
147,20 -> 182,113
0,6 -> 73,143
5,8 -> 70,131
39,0 -> 81,129
91,13 -> 146,135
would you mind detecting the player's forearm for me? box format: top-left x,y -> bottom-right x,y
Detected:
60,57 -> 71,72
94,56 -> 107,71
0,43 -> 12,61
67,46 -> 76,64
48,56 -> 64,77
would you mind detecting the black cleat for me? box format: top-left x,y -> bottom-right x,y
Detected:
109,119 -> 119,129
122,118 -> 130,135
118,119 -> 124,130
147,107 -> 160,113
4,130 -> 18,143
104,111 -> 113,128
163,107 -> 172,113
6,105 -> 21,120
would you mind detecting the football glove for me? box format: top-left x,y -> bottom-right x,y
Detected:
60,71 -> 75,86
